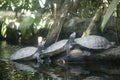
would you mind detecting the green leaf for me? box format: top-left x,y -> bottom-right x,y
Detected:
19,15 -> 35,38
39,0 -> 46,8
33,13 -> 42,33
101,0 -> 119,31
1,23 -> 7,38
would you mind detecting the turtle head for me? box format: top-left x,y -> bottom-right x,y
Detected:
109,42 -> 116,48
110,42 -> 115,46
37,36 -> 46,52
69,32 -> 76,39
38,36 -> 46,46
106,42 -> 115,49
69,32 -> 76,43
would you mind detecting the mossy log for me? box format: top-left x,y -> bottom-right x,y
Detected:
96,46 -> 120,59
82,46 -> 120,63
61,46 -> 120,63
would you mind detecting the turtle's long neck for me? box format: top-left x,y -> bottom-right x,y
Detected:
37,36 -> 45,53
68,32 -> 76,46
37,45 -> 43,52
66,32 -> 76,57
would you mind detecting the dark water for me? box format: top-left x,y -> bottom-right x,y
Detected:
0,41 -> 120,80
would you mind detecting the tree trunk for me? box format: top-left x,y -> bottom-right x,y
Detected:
44,0 -> 72,47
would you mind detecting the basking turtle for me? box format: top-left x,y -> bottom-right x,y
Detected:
10,46 -> 43,63
41,32 -> 76,56
75,35 -> 115,49
41,39 -> 68,56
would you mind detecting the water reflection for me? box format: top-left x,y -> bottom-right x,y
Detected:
0,41 -> 120,80
1,59 -> 120,80
11,61 -> 38,72
9,61 -> 90,80
5,60 -> 120,80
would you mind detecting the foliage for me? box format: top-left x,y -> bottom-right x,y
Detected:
101,0 -> 120,31
0,0 -> 119,44
0,0 -> 54,40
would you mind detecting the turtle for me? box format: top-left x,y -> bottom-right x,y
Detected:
41,39 -> 68,56
56,35 -> 115,64
10,46 -> 43,63
41,32 -> 76,56
75,35 -> 115,50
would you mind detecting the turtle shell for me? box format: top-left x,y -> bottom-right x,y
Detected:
42,40 -> 68,56
10,47 -> 38,61
75,35 -> 115,49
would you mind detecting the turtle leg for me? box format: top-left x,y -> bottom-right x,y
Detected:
34,51 -> 43,64
83,50 -> 91,56
36,55 -> 44,63
36,44 -> 45,63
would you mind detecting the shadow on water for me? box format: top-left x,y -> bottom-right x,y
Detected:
0,41 -> 120,80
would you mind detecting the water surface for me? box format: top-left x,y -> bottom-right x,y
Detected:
0,41 -> 120,80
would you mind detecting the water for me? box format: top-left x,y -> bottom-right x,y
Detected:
0,41 -> 120,80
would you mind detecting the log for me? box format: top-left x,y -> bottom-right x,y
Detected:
83,46 -> 120,63
95,46 -> 120,60
55,46 -> 120,64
